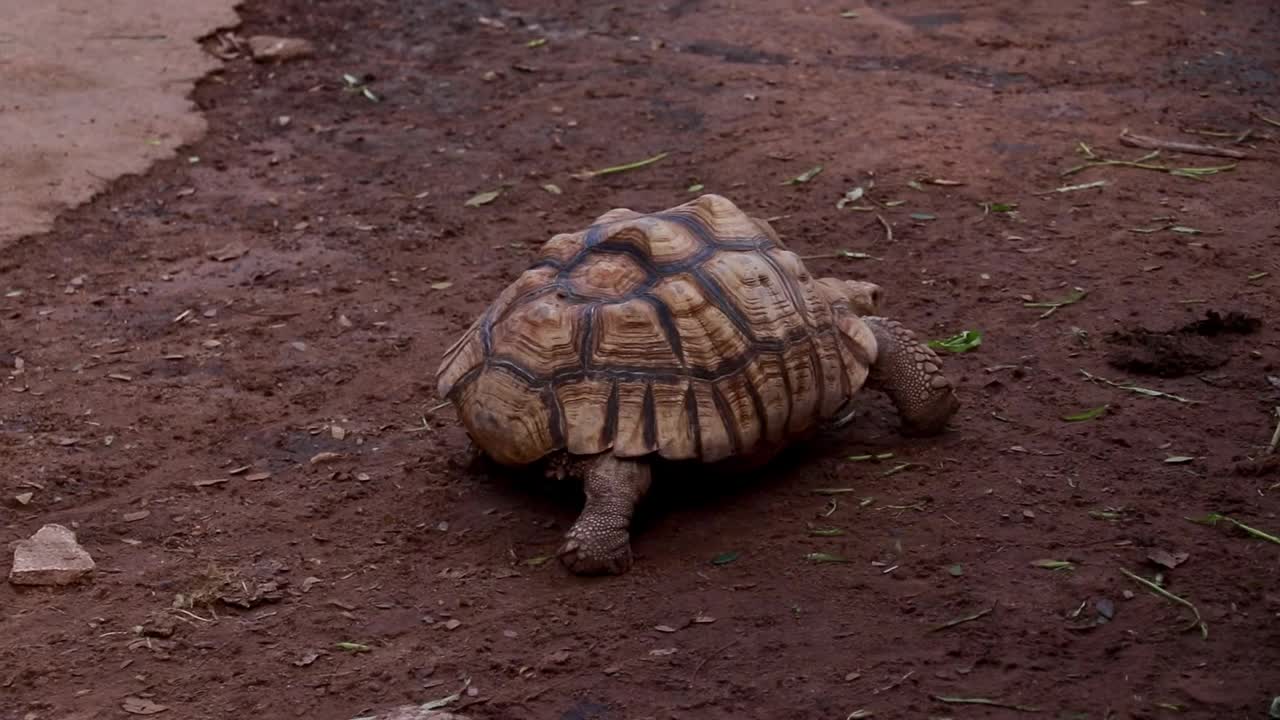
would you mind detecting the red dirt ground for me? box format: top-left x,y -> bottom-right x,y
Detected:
3,1 -> 1280,718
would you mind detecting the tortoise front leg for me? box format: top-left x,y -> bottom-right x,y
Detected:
557,453 -> 652,576
862,316 -> 960,436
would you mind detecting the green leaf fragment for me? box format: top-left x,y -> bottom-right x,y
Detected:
1041,179 -> 1108,194
909,213 -> 937,221
527,38 -> 547,47
839,9 -> 859,18
947,564 -> 964,577
523,555 -> 552,566
1062,405 -> 1107,422
711,551 -> 741,566
1169,225 -> 1201,234
336,642 -> 371,653
906,180 -> 926,191
927,329 -> 982,353
933,696 -> 1040,713
782,165 -> 824,185
464,189 -> 502,207
1030,559 -> 1075,570
847,452 -> 894,462
541,183 -> 562,195
687,183 -> 705,193
836,186 -> 865,209
1248,271 -> 1269,281
986,202 -> 1018,213
1164,455 -> 1195,464
879,463 -> 916,477
805,552 -> 851,564
572,151 -> 669,180
1189,513 -> 1280,545
809,528 -> 846,537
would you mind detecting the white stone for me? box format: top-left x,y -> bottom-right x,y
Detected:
9,524 -> 95,586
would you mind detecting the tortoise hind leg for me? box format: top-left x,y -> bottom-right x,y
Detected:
557,454 -> 652,576
862,316 -> 960,436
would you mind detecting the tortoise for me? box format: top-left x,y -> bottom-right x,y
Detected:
436,194 -> 959,575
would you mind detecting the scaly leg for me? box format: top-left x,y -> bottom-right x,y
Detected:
557,453 -> 652,576
862,316 -> 960,436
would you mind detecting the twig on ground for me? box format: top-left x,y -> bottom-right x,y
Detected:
933,696 -> 1040,713
689,638 -> 740,687
1119,567 -> 1208,639
1079,369 -> 1202,404
875,213 -> 893,243
1118,129 -> 1248,159
571,152 -> 669,180
1252,111 -> 1280,129
930,604 -> 996,633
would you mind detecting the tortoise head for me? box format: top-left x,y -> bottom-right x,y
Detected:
815,278 -> 884,316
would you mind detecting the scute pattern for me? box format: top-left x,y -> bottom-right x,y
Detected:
436,194 -> 875,466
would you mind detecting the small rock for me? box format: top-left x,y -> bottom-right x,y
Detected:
121,697 -> 169,715
9,524 -> 95,586
543,650 -> 571,665
443,619 -> 461,631
247,35 -> 315,62
140,611 -> 178,638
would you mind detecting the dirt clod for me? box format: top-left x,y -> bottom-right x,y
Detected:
1105,310 -> 1261,378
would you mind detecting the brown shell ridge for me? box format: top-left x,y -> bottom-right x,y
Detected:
776,353 -> 796,434
654,211 -> 776,253
683,384 -> 703,457
709,384 -> 744,456
639,293 -> 687,368
741,371 -> 769,447
641,383 -> 658,450
688,265 -> 763,344
577,302 -> 600,371
601,379 -> 620,448
542,385 -> 566,447
479,324 -> 825,386
756,249 -> 813,330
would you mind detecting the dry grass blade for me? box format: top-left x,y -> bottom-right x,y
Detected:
930,604 -> 996,633
1189,512 -> 1280,545
571,152 -> 669,180
1062,150 -> 1164,177
1119,568 -> 1208,639
875,213 -> 893,243
1252,111 -> 1280,129
1270,407 -> 1280,455
1035,179 -> 1107,195
1079,369 -> 1202,404
1023,287 -> 1087,318
933,696 -> 1040,713
1118,129 -> 1248,159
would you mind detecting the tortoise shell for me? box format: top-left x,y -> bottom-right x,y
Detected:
436,194 -> 877,467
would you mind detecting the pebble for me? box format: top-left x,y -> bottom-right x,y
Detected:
247,36 -> 315,62
9,524 -> 95,586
